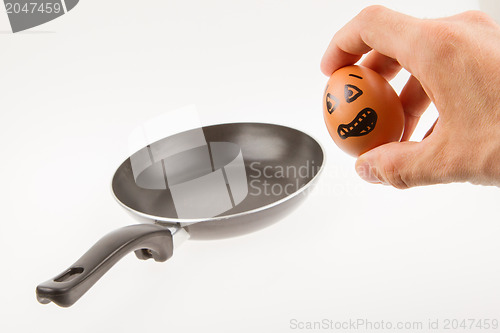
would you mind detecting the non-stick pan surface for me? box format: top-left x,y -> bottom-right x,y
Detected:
113,122 -> 324,239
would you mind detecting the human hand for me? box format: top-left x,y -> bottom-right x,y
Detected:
321,6 -> 500,188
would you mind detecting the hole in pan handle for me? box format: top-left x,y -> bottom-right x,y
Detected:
36,224 -> 174,307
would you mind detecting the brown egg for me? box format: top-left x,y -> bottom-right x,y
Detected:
323,65 -> 405,157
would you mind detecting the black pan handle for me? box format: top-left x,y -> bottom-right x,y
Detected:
36,224 -> 174,307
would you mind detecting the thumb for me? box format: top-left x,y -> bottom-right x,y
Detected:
355,140 -> 449,189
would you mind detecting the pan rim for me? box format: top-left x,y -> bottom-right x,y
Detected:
110,122 -> 326,225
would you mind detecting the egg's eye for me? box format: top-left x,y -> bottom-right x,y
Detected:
326,93 -> 339,114
344,84 -> 363,103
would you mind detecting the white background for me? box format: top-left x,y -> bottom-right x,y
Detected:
1,1 -> 499,332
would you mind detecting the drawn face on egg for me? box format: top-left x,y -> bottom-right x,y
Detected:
323,65 -> 405,157
326,74 -> 378,140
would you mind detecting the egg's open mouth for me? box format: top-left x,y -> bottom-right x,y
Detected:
337,108 -> 378,140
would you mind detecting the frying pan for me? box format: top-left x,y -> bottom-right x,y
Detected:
36,122 -> 325,307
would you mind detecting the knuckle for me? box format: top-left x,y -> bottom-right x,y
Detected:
357,5 -> 390,46
427,21 -> 463,48
376,152 -> 412,189
420,21 -> 464,69
358,5 -> 387,21
381,162 -> 411,189
461,10 -> 494,25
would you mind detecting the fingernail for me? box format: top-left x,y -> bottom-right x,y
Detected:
356,161 -> 381,184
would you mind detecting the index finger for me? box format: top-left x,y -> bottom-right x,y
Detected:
320,6 -> 422,76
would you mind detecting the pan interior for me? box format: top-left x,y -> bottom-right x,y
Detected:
112,123 -> 324,222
